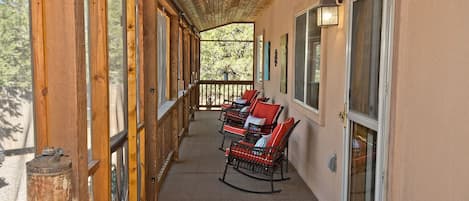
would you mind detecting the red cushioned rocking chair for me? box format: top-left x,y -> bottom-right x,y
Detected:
219,101 -> 283,150
218,89 -> 259,121
219,97 -> 270,126
219,118 -> 300,193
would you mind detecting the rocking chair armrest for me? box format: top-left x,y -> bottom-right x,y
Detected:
228,141 -> 282,157
224,110 -> 249,122
232,101 -> 249,107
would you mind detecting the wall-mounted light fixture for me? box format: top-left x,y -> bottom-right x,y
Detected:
317,0 -> 343,27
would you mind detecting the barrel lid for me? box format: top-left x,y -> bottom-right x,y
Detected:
27,148 -> 72,174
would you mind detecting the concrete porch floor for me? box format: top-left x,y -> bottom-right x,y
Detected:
159,111 -> 317,201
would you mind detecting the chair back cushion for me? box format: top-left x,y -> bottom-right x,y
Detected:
266,118 -> 295,148
243,115 -> 266,130
252,102 -> 281,125
249,99 -> 260,113
253,135 -> 271,155
234,98 -> 247,104
241,90 -> 257,103
240,106 -> 250,113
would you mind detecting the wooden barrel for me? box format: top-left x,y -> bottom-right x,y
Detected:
26,148 -> 72,201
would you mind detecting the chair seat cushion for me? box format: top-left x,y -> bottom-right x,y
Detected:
223,125 -> 247,136
225,146 -> 273,166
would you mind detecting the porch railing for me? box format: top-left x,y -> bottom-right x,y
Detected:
198,80 -> 254,110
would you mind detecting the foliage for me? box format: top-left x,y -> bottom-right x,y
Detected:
108,0 -> 125,84
200,24 -> 254,81
0,0 -> 31,141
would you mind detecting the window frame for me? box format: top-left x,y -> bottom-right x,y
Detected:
292,5 -> 327,125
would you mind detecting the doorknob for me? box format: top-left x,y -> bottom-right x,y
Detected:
338,111 -> 346,121
338,103 -> 347,127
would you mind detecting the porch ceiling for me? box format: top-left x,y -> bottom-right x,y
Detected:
173,0 -> 273,31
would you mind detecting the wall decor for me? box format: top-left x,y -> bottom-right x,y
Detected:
274,49 -> 278,67
280,34 -> 288,94
264,41 -> 271,80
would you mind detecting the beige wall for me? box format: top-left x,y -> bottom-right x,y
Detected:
254,0 -> 347,200
256,0 -> 469,200
389,0 -> 469,200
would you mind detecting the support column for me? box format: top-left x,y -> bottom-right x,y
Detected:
31,0 -> 88,200
142,0 -> 158,200
89,0 -> 111,200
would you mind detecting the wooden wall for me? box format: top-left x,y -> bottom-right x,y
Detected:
30,0 -> 200,200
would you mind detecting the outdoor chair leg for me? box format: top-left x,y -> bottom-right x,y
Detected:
285,145 -> 289,173
221,160 -> 229,181
270,172 -> 275,193
218,110 -> 224,121
219,133 -> 226,151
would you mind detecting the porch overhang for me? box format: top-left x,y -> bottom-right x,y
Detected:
172,0 -> 274,31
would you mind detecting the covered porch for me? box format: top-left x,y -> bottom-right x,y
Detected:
159,111 -> 316,201
1,0 -> 469,200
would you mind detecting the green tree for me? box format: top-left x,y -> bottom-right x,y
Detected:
108,0 -> 125,84
0,0 -> 31,141
200,23 -> 254,81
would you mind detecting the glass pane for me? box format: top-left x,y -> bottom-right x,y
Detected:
200,41 -> 253,81
111,146 -> 128,201
0,0 -> 34,200
84,0 -> 92,160
349,0 -> 383,119
108,0 -> 126,137
136,0 -> 141,124
84,0 -> 94,197
294,13 -> 307,101
178,27 -> 184,91
201,23 -> 254,41
348,122 -> 377,201
306,9 -> 321,109
157,11 -> 168,106
257,35 -> 263,82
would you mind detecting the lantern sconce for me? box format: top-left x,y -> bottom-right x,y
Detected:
317,0 -> 343,27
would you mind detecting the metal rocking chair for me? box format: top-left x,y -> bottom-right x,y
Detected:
219,118 -> 300,193
218,89 -> 259,121
219,101 -> 283,150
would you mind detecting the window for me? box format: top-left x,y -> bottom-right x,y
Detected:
294,8 -> 322,110
200,23 -> 254,81
157,10 -> 170,106
256,35 -> 264,82
178,27 -> 184,91
0,1 -> 34,200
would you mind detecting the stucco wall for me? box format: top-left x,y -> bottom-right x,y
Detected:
389,1 -> 469,200
254,0 -> 347,200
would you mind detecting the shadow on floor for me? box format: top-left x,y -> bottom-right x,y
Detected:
159,111 -> 317,201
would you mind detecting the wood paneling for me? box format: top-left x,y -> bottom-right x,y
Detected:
173,0 -> 274,31
89,0 -> 111,200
